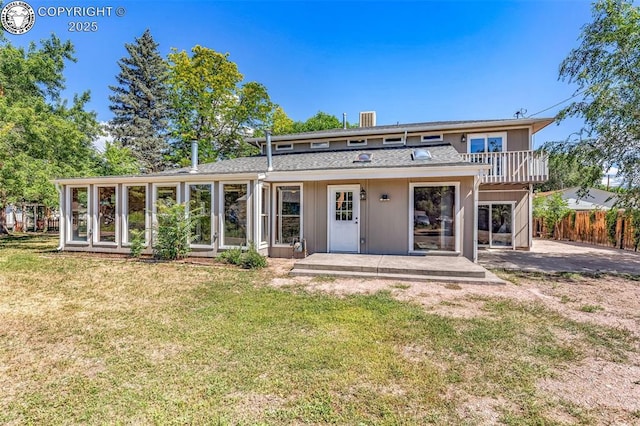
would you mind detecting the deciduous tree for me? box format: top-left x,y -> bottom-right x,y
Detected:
167,46 -> 273,164
534,149 -> 603,192
291,111 -> 354,133
0,35 -> 100,231
556,0 -> 640,207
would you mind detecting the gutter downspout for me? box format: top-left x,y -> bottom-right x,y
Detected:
403,129 -> 408,146
55,182 -> 63,251
190,140 -> 198,173
265,130 -> 273,172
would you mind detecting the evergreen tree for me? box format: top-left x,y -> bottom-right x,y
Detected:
108,29 -> 170,173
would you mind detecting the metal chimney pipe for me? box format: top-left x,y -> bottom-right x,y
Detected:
190,140 -> 198,173
265,130 -> 273,172
343,113 -> 347,129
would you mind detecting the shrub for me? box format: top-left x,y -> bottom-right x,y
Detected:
605,208 -> 619,246
535,193 -> 570,239
218,247 -> 243,265
217,243 -> 267,269
129,229 -> 145,258
153,202 -> 194,260
240,244 -> 268,269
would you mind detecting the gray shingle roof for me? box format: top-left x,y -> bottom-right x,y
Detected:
161,144 -> 473,176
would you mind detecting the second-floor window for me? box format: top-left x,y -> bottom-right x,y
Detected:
468,132 -> 507,154
468,132 -> 507,176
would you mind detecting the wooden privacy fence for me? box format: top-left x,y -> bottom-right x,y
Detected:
534,210 -> 638,251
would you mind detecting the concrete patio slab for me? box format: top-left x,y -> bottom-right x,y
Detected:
479,239 -> 640,275
291,253 -> 505,285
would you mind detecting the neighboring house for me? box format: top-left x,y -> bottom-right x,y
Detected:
54,113 -> 553,262
536,187 -> 618,211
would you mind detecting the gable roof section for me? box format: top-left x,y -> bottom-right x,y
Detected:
247,117 -> 555,144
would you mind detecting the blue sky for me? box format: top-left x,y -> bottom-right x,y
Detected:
4,0 -> 595,148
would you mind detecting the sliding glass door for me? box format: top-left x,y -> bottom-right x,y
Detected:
477,203 -> 513,248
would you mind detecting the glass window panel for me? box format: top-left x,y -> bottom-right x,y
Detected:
491,204 -> 512,247
71,187 -> 88,242
413,186 -> 456,251
260,186 -> 269,245
156,186 -> 177,207
189,184 -> 212,245
487,137 -> 503,152
127,186 -> 146,242
223,184 -> 247,247
470,138 -> 486,154
276,186 -> 301,244
98,186 -> 117,242
334,191 -> 353,221
477,205 -> 491,246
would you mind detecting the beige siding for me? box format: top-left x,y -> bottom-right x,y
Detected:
478,184 -> 530,249
506,128 -> 530,151
284,177 -> 477,260
267,127 -> 531,155
365,179 -> 410,254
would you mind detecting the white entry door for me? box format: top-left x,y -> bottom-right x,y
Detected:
328,185 -> 360,253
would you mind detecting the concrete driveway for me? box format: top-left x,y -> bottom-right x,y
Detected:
479,239 -> 640,275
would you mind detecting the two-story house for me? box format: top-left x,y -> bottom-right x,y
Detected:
54,113 -> 552,262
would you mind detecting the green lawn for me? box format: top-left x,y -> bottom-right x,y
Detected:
0,234 -> 635,424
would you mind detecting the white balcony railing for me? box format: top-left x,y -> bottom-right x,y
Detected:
461,150 -> 548,184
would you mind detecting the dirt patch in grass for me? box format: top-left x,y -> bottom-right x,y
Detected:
270,266 -> 640,423
539,355 -> 640,411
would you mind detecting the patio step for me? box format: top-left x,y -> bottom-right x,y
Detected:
289,268 -> 505,285
291,253 -> 499,283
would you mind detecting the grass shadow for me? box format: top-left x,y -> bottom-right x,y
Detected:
0,233 -> 59,252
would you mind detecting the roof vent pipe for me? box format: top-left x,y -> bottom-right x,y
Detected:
265,130 -> 273,172
343,113 -> 347,129
190,140 -> 198,173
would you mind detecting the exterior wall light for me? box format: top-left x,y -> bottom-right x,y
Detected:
379,194 -> 390,202
360,188 -> 367,200
461,134 -> 467,144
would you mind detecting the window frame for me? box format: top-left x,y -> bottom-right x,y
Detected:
347,139 -> 367,147
92,185 -> 119,246
477,201 -> 515,249
421,133 -> 443,143
219,181 -> 250,249
275,143 -> 294,152
467,132 -> 508,153
408,182 -> 461,254
186,183 -> 214,248
152,183 -> 180,231
310,141 -> 330,149
383,135 -> 404,145
258,182 -> 270,249
122,184 -> 149,246
272,183 -> 303,247
66,185 -> 90,245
